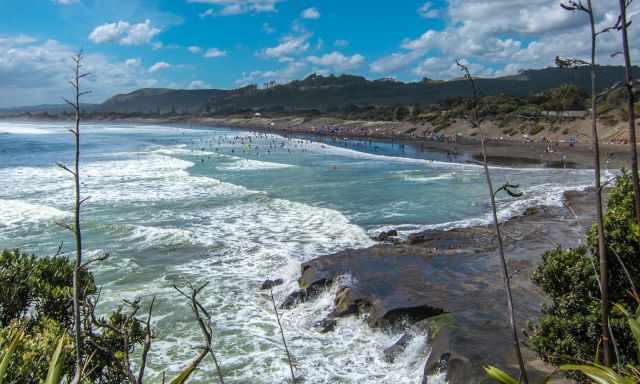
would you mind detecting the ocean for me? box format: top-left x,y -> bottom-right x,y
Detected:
0,121 -> 595,383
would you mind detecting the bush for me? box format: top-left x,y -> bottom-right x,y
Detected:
0,249 -> 144,384
530,171 -> 640,373
0,249 -> 95,327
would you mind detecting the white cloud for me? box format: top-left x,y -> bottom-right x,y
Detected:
188,46 -> 202,53
334,39 -> 349,48
89,20 -> 161,46
203,48 -> 227,58
369,50 -> 425,74
152,42 -> 163,50
125,58 -> 141,67
417,2 -> 439,18
0,35 -> 37,46
371,0 -> 640,79
236,61 -> 307,85
50,0 -> 79,4
148,61 -> 171,73
307,51 -> 365,71
0,36 -> 160,107
260,34 -> 311,59
190,0 -> 282,17
301,7 -> 320,19
189,80 -> 212,89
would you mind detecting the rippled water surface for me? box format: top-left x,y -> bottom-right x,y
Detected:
0,121 -> 595,383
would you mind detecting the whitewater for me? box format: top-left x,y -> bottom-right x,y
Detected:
0,121 -> 596,383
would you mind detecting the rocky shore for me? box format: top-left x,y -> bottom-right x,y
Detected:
275,189 -> 597,383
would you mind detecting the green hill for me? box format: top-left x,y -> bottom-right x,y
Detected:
98,65 -> 638,115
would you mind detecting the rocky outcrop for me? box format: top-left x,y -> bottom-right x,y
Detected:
283,189 -> 598,383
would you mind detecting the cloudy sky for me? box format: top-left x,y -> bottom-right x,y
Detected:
0,0 -> 638,107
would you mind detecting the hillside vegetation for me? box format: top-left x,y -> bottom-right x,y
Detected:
88,65 -> 640,115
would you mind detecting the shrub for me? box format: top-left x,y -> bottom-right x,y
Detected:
0,249 -> 144,384
529,171 -> 640,373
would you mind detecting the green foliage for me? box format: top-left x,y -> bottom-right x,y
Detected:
394,106 -> 410,121
530,171 -> 640,374
0,249 -> 144,384
0,249 -> 96,327
484,365 -> 521,384
536,84 -> 589,111
0,319 -> 71,384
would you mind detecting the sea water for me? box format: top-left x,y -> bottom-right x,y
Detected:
0,121 -> 595,383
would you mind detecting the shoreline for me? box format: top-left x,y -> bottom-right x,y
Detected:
3,115 -> 634,169
2,118 -> 601,382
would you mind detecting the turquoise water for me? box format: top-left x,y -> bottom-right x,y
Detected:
0,121 -> 595,383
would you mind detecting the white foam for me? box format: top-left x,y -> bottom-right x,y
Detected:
0,154 -> 253,205
0,122 -> 58,135
0,199 -> 69,228
392,170 -> 457,183
124,225 -> 197,249
370,181 -> 594,238
218,158 -> 296,171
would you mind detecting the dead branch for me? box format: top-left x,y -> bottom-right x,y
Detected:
269,288 -> 296,383
173,283 -> 225,384
456,60 -> 529,384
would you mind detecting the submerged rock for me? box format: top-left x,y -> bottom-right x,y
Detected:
260,278 -> 284,290
383,333 -> 413,363
280,289 -> 307,309
314,318 -> 337,333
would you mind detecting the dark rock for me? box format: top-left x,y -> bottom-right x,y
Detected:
383,333 -> 413,363
331,287 -> 359,317
314,318 -> 337,333
375,229 -> 400,241
292,188 -> 601,383
260,278 -> 284,290
280,289 -> 306,309
406,231 -> 426,244
523,207 -> 538,216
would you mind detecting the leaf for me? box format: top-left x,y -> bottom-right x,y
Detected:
45,337 -> 66,384
483,365 -> 519,384
170,350 -> 207,384
0,329 -> 23,384
560,363 -> 635,384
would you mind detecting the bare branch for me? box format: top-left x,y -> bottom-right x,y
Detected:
62,97 -> 77,109
54,241 -> 65,257
172,283 -> 225,383
81,252 -> 110,269
137,296 -> 156,384
270,288 -> 296,383
55,220 -> 74,232
56,162 -> 76,175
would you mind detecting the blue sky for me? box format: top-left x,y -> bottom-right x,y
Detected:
0,0 -> 637,106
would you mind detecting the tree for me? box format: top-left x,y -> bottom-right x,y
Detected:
58,51 -> 91,380
558,0 -> 610,365
394,106 -> 410,121
456,60 -> 529,384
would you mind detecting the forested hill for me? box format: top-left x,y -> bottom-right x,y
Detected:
3,65 -> 638,115
98,65 -> 639,115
